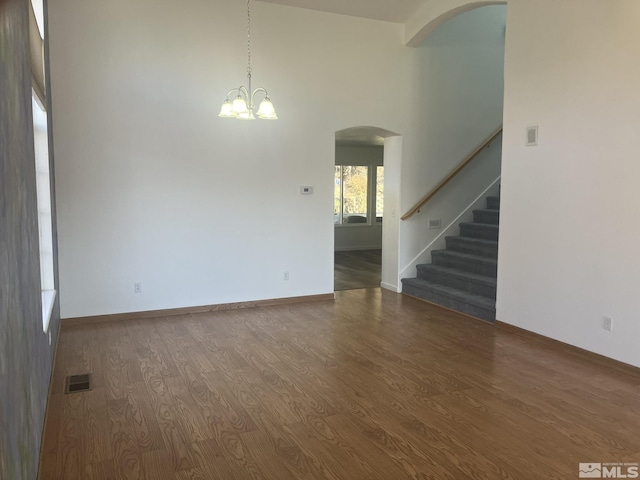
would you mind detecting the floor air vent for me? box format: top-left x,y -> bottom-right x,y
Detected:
65,373 -> 93,394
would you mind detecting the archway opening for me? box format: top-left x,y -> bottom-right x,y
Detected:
333,126 -> 401,292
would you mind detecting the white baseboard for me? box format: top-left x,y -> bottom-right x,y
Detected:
381,281 -> 400,293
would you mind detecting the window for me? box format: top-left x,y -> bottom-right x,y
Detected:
30,0 -> 55,333
334,165 -> 384,225
32,94 -> 56,333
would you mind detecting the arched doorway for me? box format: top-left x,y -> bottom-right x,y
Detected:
404,0 -> 507,47
334,126 -> 401,292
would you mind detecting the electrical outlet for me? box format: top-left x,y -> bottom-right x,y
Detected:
134,282 -> 142,294
603,316 -> 613,332
284,271 -> 289,281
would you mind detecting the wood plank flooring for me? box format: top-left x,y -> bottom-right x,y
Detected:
39,289 -> 640,479
334,249 -> 381,291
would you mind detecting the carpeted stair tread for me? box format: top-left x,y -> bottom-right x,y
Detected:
401,278 -> 497,321
473,209 -> 500,225
454,236 -> 498,244
459,222 -> 499,230
459,222 -> 499,241
431,250 -> 497,266
447,236 -> 498,246
416,264 -> 497,299
473,209 -> 500,214
445,235 -> 499,258
416,264 -> 497,287
431,249 -> 498,277
402,278 -> 495,308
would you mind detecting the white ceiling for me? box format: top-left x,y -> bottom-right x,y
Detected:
257,0 -> 427,24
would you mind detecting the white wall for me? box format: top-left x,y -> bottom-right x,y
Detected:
48,0 -> 410,317
47,0 -> 507,318
498,0 -> 640,367
334,225 -> 383,252
334,145 -> 383,251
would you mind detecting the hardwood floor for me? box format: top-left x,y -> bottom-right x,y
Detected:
40,289 -> 640,479
334,249 -> 381,291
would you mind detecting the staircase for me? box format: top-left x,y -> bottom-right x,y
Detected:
401,193 -> 500,321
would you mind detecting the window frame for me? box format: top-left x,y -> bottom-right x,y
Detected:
334,164 -> 383,227
32,92 -> 56,333
30,0 -> 56,333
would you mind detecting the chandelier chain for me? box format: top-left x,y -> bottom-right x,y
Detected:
246,0 -> 251,72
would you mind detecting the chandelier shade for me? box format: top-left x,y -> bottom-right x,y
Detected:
257,97 -> 277,119
232,95 -> 249,115
218,101 -> 233,118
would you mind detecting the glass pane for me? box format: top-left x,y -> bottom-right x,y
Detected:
376,166 -> 384,222
334,166 -> 341,224
342,166 -> 368,224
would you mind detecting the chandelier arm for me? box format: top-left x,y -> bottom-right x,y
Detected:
250,87 -> 268,104
237,86 -> 249,99
225,86 -> 250,98
226,88 -> 239,99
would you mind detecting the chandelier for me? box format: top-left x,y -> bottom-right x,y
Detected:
218,0 -> 278,120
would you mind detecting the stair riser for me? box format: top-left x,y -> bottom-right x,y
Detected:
445,238 -> 498,258
460,224 -> 499,241
402,282 -> 495,321
473,210 -> 500,225
431,253 -> 497,277
416,267 -> 496,298
486,196 -> 500,210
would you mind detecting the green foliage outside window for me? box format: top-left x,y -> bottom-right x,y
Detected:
334,165 -> 383,224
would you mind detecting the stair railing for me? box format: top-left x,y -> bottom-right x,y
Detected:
401,126 -> 503,221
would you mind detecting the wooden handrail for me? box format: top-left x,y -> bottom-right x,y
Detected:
401,126 -> 503,220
